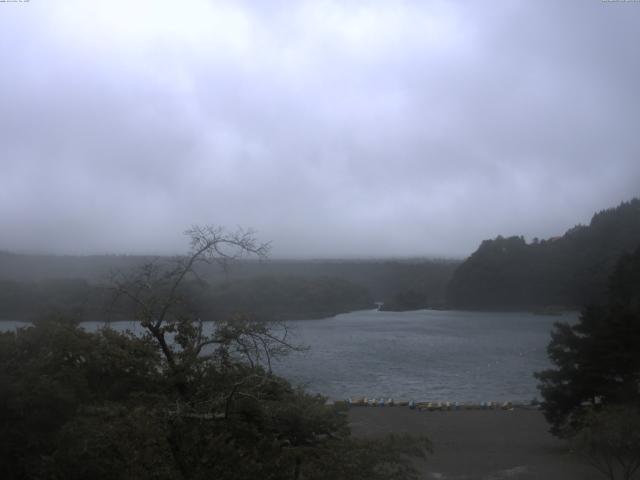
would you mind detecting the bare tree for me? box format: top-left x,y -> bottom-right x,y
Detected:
103,226 -> 323,479
108,226 -> 298,396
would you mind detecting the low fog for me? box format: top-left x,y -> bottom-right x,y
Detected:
1,0 -> 639,257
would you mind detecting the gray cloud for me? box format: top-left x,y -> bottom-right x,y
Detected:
1,0 -> 639,257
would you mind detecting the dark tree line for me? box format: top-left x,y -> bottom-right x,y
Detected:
379,289 -> 429,312
197,275 -> 373,321
447,198 -> 640,309
0,275 -> 372,323
0,253 -> 459,309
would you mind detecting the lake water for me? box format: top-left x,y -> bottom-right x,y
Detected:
273,309 -> 578,403
1,309 -> 578,403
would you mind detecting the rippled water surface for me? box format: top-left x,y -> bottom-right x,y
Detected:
271,309 -> 578,402
1,309 -> 578,402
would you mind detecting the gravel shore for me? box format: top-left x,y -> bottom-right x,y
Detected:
348,407 -> 601,480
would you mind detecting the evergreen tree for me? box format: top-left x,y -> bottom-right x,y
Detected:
535,245 -> 640,436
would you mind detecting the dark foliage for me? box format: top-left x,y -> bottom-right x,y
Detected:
0,275 -> 372,323
570,405 -> 640,480
0,253 -> 459,311
197,275 -> 373,321
379,289 -> 429,312
0,322 -> 431,480
535,246 -> 640,437
447,198 -> 640,309
0,227 -> 430,479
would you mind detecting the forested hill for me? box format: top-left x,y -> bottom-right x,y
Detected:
447,198 -> 640,310
0,253 -> 458,307
0,254 -> 458,320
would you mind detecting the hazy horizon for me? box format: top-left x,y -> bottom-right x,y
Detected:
2,1 -> 639,257
0,246 -> 462,262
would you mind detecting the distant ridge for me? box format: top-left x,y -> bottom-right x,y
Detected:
0,251 -> 459,320
447,198 -> 640,309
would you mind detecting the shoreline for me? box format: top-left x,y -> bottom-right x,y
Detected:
344,399 -> 538,410
348,407 -> 600,480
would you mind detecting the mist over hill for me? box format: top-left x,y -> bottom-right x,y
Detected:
3,198 -> 638,317
0,253 -> 458,321
447,198 -> 640,310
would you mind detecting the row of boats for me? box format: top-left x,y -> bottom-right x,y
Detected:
348,398 -> 515,410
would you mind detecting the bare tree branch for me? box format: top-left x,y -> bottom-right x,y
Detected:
106,225 -> 297,401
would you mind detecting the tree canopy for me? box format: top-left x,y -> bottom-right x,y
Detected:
535,245 -> 640,437
447,198 -> 640,309
0,226 -> 430,479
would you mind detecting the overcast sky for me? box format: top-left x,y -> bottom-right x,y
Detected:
1,0 -> 639,258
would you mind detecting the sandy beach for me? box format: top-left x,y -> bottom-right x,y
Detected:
349,407 -> 601,480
